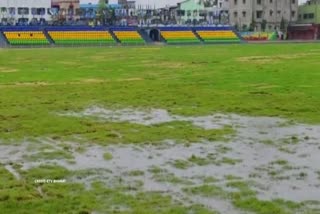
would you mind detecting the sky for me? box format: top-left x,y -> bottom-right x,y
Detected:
81,0 -> 308,8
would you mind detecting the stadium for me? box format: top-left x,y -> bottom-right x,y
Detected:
1,0 -> 320,214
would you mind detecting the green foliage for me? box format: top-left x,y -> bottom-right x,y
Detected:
280,17 -> 286,31
249,13 -> 256,31
97,0 -> 107,25
261,19 -> 267,32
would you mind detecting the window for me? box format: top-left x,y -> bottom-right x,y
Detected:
243,0 -> 246,4
270,0 -> 273,3
257,0 -> 262,5
291,11 -> 296,18
242,11 -> 246,17
234,11 -> 238,18
18,7 -> 29,15
308,13 -> 314,19
8,7 -> 15,15
269,10 -> 273,16
234,0 -> 238,5
31,8 -> 37,15
31,8 -> 45,15
292,0 -> 296,4
256,10 -> 262,19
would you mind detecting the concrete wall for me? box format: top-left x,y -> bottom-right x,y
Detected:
228,0 -> 298,31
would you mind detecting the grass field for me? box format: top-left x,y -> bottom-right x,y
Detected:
0,44 -> 320,213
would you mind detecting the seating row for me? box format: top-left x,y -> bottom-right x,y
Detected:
1,29 -> 241,45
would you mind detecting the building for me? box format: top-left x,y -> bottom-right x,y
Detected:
177,0 -> 206,24
228,0 -> 298,31
0,0 -> 51,25
118,0 -> 136,9
287,23 -> 320,39
51,0 -> 80,21
298,0 -> 320,24
287,0 -> 320,40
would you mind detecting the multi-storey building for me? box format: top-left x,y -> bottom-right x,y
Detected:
0,0 -> 52,25
51,0 -> 80,21
298,0 -> 320,24
228,0 -> 298,31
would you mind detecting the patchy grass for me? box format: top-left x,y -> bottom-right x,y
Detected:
127,170 -> 145,177
0,164 -> 216,213
186,179 -> 309,214
149,166 -> 193,185
172,154 -> 242,170
183,184 -> 227,198
1,44 -> 320,144
1,44 -> 320,213
188,155 -> 212,166
103,152 -> 113,161
24,150 -> 73,161
171,159 -> 192,169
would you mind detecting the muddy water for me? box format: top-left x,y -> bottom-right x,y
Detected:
1,107 -> 320,213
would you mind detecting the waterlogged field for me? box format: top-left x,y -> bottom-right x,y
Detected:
0,44 -> 320,214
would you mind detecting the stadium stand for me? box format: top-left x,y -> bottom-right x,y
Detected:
195,27 -> 240,43
47,27 -> 115,45
0,26 -> 242,47
111,27 -> 145,44
159,27 -> 200,44
2,27 -> 49,45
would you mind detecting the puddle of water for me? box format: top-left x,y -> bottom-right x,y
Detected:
1,108 -> 320,212
61,106 -> 320,142
61,107 -> 176,126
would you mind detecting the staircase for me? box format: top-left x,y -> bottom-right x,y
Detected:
233,30 -> 246,43
43,30 -> 54,45
192,30 -> 204,43
0,31 -> 9,47
109,30 -> 121,44
137,29 -> 153,43
159,33 -> 167,43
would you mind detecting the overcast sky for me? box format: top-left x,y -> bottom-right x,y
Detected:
81,0 -> 308,8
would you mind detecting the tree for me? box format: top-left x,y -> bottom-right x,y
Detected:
106,8 -> 116,26
97,0 -> 107,25
234,23 -> 239,31
261,19 -> 267,32
249,13 -> 255,32
280,17 -> 286,32
200,0 -> 218,7
242,24 -> 248,32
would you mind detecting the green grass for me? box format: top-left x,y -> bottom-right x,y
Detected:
127,170 -> 145,176
0,44 -> 319,144
24,150 -> 73,161
184,180 -> 310,214
0,164 -> 216,214
1,44 -> 320,213
103,152 -> 113,160
183,184 -> 227,198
